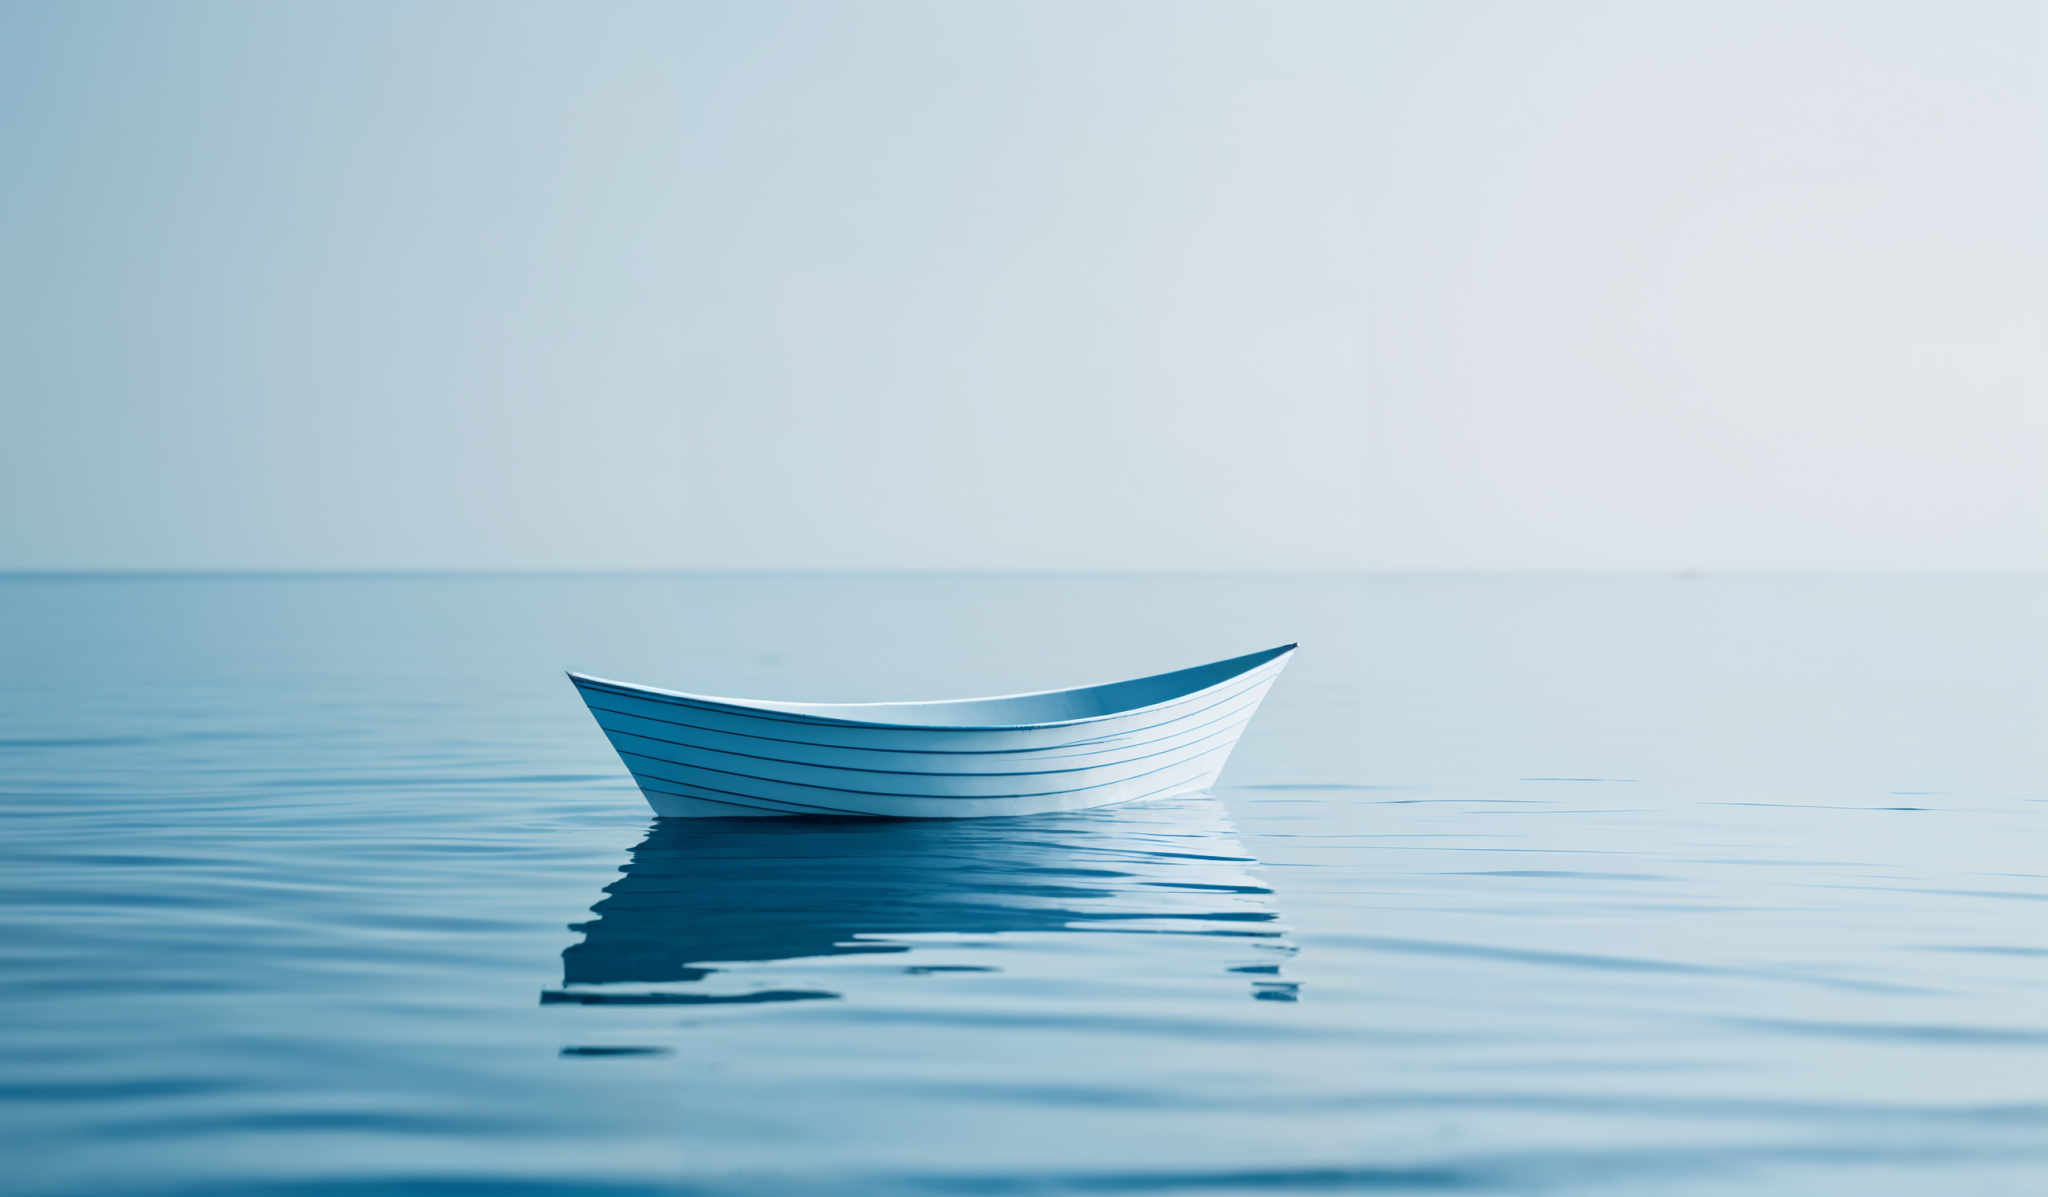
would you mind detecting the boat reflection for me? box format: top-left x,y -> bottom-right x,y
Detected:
544,792 -> 1296,1006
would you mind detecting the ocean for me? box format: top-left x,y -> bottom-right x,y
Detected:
2,572 -> 2042,1195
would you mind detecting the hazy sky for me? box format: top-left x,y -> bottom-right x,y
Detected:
2,1 -> 2041,570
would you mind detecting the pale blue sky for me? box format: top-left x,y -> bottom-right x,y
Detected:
2,0 -> 2041,570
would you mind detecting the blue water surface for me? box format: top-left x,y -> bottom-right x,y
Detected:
2,574 -> 2043,1195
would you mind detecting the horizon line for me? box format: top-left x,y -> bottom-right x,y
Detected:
3,567 -> 2044,580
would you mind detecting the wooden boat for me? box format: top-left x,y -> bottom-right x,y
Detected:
567,644 -> 1295,819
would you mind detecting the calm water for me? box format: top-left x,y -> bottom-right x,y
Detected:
2,574 -> 2044,1195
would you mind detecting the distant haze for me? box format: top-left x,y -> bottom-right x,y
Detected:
2,1 -> 2040,571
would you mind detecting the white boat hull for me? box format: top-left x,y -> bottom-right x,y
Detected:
568,645 -> 1293,819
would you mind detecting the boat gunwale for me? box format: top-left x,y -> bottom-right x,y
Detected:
566,644 -> 1295,733
577,670 -> 1275,758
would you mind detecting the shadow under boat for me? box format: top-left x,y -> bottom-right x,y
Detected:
544,792 -> 1297,1006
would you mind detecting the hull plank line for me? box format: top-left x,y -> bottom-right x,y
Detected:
568,645 -> 1294,820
